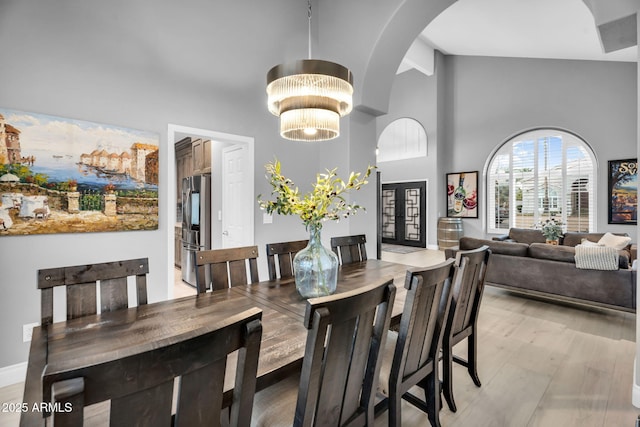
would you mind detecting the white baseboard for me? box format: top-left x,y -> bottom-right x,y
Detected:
0,362 -> 27,388
427,244 -> 440,250
633,382 -> 640,408
633,358 -> 640,408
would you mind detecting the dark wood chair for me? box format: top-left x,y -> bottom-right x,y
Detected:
375,259 -> 456,427
330,234 -> 367,264
265,239 -> 308,280
253,276 -> 396,426
195,245 -> 259,293
38,258 -> 149,326
442,245 -> 491,413
49,307 -> 263,427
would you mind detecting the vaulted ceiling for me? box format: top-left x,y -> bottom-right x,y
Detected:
400,0 -> 637,77
422,0 -> 636,62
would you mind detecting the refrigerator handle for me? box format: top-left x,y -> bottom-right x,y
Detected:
181,240 -> 202,251
183,184 -> 192,230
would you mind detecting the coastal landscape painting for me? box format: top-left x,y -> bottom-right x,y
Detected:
0,108 -> 159,236
608,158 -> 637,225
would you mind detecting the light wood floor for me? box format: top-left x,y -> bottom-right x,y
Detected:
2,249 -> 637,426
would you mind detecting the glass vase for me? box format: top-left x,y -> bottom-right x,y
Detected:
293,224 -> 338,298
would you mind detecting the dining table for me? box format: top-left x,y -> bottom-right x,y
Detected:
20,258 -> 412,426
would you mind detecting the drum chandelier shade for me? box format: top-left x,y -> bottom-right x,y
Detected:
266,59 -> 354,142
265,0 -> 353,142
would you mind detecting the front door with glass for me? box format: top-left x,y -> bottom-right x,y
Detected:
381,181 -> 426,247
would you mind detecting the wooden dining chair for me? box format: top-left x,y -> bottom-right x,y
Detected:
253,276 -> 396,426
49,307 -> 263,427
442,245 -> 491,413
375,259 -> 456,427
195,245 -> 259,293
37,258 -> 149,326
330,234 -> 367,264
265,239 -> 309,280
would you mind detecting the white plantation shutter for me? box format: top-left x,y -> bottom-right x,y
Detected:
513,138 -> 535,231
490,153 -> 510,230
488,129 -> 595,233
564,141 -> 594,232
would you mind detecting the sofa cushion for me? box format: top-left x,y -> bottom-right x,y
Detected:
619,251 -> 630,269
598,232 -> 632,250
562,231 -> 631,249
529,243 -> 576,263
507,228 -> 547,244
562,232 -> 603,247
459,236 -> 528,256
528,242 -> 630,269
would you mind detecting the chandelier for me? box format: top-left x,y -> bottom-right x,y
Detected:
266,1 -> 353,142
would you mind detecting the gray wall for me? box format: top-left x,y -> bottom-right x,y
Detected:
379,54 -> 637,243
0,29 -> 274,368
1,0 -> 637,374
376,69 -> 441,247
0,0 -> 385,370
441,56 -> 637,238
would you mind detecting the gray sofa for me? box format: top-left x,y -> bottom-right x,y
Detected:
446,228 -> 636,312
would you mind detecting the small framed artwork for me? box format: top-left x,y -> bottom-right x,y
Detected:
446,171 -> 478,218
608,159 -> 637,225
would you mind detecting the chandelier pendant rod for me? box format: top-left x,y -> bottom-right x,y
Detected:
308,0 -> 312,59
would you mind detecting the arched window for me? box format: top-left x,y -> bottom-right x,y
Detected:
377,118 -> 427,162
487,129 -> 596,233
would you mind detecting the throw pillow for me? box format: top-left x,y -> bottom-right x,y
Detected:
597,232 -> 632,250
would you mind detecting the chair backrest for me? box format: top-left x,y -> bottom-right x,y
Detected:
330,234 -> 367,264
38,258 -> 149,326
265,239 -> 309,280
391,259 -> 455,389
195,245 -> 259,293
51,308 -> 263,427
447,245 -> 491,337
294,276 -> 396,426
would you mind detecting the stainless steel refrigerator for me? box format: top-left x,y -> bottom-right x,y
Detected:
181,175 -> 211,288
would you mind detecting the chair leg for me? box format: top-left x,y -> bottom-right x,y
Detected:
468,330 -> 481,387
423,371 -> 442,427
52,378 -> 85,426
442,343 -> 457,412
388,390 -> 402,427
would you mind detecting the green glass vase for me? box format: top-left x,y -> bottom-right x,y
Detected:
293,224 -> 338,298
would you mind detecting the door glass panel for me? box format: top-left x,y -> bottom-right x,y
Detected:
382,189 -> 396,239
405,188 -> 421,241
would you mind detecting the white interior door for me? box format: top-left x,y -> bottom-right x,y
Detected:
222,145 -> 250,248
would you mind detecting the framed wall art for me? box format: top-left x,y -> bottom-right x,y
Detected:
0,107 -> 159,236
446,171 -> 478,218
608,158 -> 637,225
